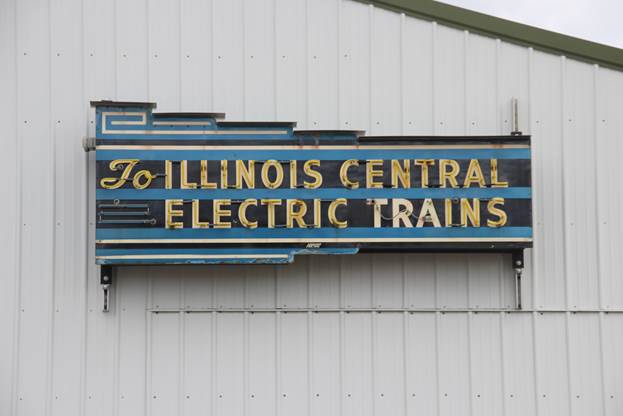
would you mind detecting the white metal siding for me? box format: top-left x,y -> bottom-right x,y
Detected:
1,0 -> 623,415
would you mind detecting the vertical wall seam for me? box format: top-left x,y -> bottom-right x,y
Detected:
113,277 -> 121,416
402,311 -> 408,416
494,39 -> 506,308
560,56 -> 570,310
210,310 -> 217,416
594,66 -> 608,415
179,279 -> 186,415
531,312 -> 541,416
368,4 -> 373,133
242,311 -> 248,416
592,64 -> 603,310
564,312 -> 573,414
498,312 -> 507,416
306,310 -> 312,416
434,312 -> 441,416
338,309 -> 344,416
179,311 -> 185,416
177,0 -> 182,111
370,310 -> 376,416
399,12 -> 405,134
272,0 -> 277,119
241,0 -> 247,120
46,0 -> 56,411
274,311 -> 280,416
463,30 -> 468,135
431,21 -> 438,309
209,0 -> 214,110
431,21 -> 437,133
79,0 -> 89,412
303,0 -> 309,128
145,0 -> 150,101
466,312 -> 474,416
597,312 -> 607,414
113,0 -> 118,98
494,39 -> 501,134
10,0 -> 22,412
144,274 -> 153,416
527,46 -> 538,309
336,0 -> 342,127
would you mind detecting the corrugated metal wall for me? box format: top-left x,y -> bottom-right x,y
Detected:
1,0 -> 622,415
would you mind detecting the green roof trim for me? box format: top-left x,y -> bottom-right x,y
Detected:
357,0 -> 623,70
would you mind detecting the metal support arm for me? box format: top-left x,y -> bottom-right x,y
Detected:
100,265 -> 114,312
512,251 -> 524,309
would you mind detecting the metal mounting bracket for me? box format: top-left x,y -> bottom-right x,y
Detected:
510,97 -> 523,136
512,251 -> 524,309
100,265 -> 114,312
82,137 -> 96,152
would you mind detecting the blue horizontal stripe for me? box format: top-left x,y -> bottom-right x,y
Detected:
96,226 -> 532,240
96,257 -> 293,265
97,148 -> 530,160
95,246 -> 358,264
96,187 -> 531,200
96,247 -> 358,256
99,133 -> 293,140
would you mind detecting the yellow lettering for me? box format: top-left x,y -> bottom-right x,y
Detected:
239,199 -> 258,229
261,160 -> 284,189
200,160 -> 217,189
463,159 -> 486,188
132,170 -> 154,189
439,159 -> 460,188
416,198 -> 441,227
212,199 -> 231,228
490,159 -> 509,187
366,160 -> 384,188
340,159 -> 360,189
460,198 -> 480,227
100,159 -> 139,189
235,160 -> 255,189
165,160 -> 173,189
220,160 -> 229,189
328,199 -> 348,228
313,199 -> 321,228
261,199 -> 282,228
391,160 -> 411,189
414,159 -> 435,188
392,198 -> 414,227
445,198 -> 453,227
289,160 -> 297,189
286,199 -> 307,228
180,160 -> 198,189
372,198 -> 388,228
192,200 -> 210,228
487,197 -> 507,227
165,199 -> 184,229
303,160 -> 322,189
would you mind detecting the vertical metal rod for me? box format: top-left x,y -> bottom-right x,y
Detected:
512,251 -> 524,309
514,270 -> 522,309
102,284 -> 111,312
101,265 -> 114,313
511,97 -> 521,135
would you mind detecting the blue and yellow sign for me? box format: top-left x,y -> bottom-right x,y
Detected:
93,101 -> 532,265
